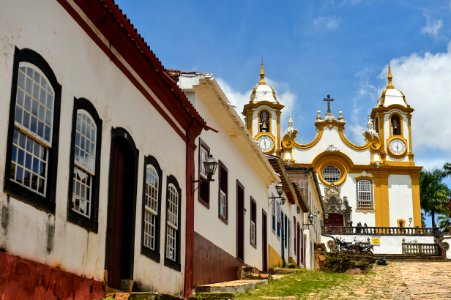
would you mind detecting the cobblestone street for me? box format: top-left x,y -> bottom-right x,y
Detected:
303,261 -> 451,300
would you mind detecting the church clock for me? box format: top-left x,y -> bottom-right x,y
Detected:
388,137 -> 407,157
257,135 -> 274,153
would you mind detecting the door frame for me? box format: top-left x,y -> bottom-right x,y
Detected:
105,127 -> 139,288
236,180 -> 245,261
261,210 -> 268,272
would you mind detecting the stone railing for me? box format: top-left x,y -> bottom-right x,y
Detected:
402,243 -> 440,255
323,226 -> 438,236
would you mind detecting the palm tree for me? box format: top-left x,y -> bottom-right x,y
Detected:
419,169 -> 451,228
444,162 -> 451,176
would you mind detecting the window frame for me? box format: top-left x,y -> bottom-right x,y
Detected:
356,178 -> 373,210
271,194 -> 276,233
198,139 -> 210,208
141,155 -> 163,262
259,109 -> 271,133
67,98 -> 102,232
218,161 -> 228,223
164,175 -> 182,271
4,47 -> 61,213
250,197 -> 257,248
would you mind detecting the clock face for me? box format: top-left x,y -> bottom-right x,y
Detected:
389,138 -> 406,155
257,135 -> 274,152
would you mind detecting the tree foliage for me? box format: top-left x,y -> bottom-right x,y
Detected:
419,168 -> 451,228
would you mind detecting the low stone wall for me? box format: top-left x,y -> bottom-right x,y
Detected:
0,251 -> 104,299
321,234 -> 435,254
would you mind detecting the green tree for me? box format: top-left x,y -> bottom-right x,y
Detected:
444,162 -> 451,176
419,169 -> 451,228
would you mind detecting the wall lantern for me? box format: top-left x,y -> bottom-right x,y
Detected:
269,183 -> 285,206
192,154 -> 218,194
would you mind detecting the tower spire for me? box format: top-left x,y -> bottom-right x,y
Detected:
386,64 -> 394,89
259,61 -> 266,84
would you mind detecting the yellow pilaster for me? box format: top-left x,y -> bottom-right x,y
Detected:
373,170 -> 390,226
276,111 -> 281,153
410,172 -> 422,227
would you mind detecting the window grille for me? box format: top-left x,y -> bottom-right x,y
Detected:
143,165 -> 159,250
357,180 -> 373,209
166,184 -> 179,261
322,165 -> 341,183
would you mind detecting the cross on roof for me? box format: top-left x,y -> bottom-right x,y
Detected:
323,94 -> 334,114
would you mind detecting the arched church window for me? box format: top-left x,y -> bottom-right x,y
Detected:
322,165 -> 341,184
259,110 -> 270,132
391,115 -> 401,135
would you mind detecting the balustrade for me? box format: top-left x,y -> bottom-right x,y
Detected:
323,226 -> 437,236
402,243 -> 440,255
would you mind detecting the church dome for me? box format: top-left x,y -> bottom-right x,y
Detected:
376,65 -> 408,107
250,63 -> 279,103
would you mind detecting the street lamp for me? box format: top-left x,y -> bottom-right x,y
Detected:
269,183 -> 285,206
192,154 -> 218,194
303,213 -> 315,229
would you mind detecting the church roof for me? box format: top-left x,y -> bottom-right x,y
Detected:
376,65 -> 409,108
250,63 -> 279,103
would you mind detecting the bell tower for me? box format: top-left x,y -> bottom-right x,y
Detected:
370,66 -> 415,164
242,63 -> 284,155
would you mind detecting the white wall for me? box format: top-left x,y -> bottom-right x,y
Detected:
292,127 -> 371,165
388,175 -> 413,227
187,81 -> 274,271
322,234 -> 435,254
0,0 -> 186,294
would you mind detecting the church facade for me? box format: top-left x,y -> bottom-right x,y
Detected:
244,64 -> 424,254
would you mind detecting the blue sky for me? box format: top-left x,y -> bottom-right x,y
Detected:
115,0 -> 451,185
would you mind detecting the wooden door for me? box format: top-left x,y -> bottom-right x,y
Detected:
296,222 -> 301,266
106,129 -> 138,290
236,181 -> 244,261
262,210 -> 268,272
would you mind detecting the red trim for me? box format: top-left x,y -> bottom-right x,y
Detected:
57,0 -> 207,139
0,252 -> 104,299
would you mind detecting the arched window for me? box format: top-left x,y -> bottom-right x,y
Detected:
141,156 -> 162,261
357,179 -> 373,209
259,110 -> 270,132
4,48 -> 61,213
391,115 -> 401,135
165,175 -> 181,271
322,165 -> 341,184
68,98 -> 102,232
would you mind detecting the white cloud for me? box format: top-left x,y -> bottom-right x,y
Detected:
216,77 -> 296,131
421,16 -> 443,38
216,78 -> 250,119
388,43 -> 451,153
348,68 -> 380,144
313,16 -> 341,31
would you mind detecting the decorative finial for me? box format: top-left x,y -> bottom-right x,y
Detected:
288,114 -> 294,128
259,61 -> 266,84
367,116 -> 374,130
316,110 -> 322,120
338,111 -> 343,120
386,64 -> 394,89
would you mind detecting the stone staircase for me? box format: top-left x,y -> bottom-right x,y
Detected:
192,265 -> 273,299
374,254 -> 447,262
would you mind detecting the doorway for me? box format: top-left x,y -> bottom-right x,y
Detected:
106,128 -> 138,290
262,210 -> 268,272
236,181 -> 244,261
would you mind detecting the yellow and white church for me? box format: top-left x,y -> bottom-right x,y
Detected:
243,64 -> 422,231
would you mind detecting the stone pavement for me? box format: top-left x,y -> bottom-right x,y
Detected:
303,261 -> 451,299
